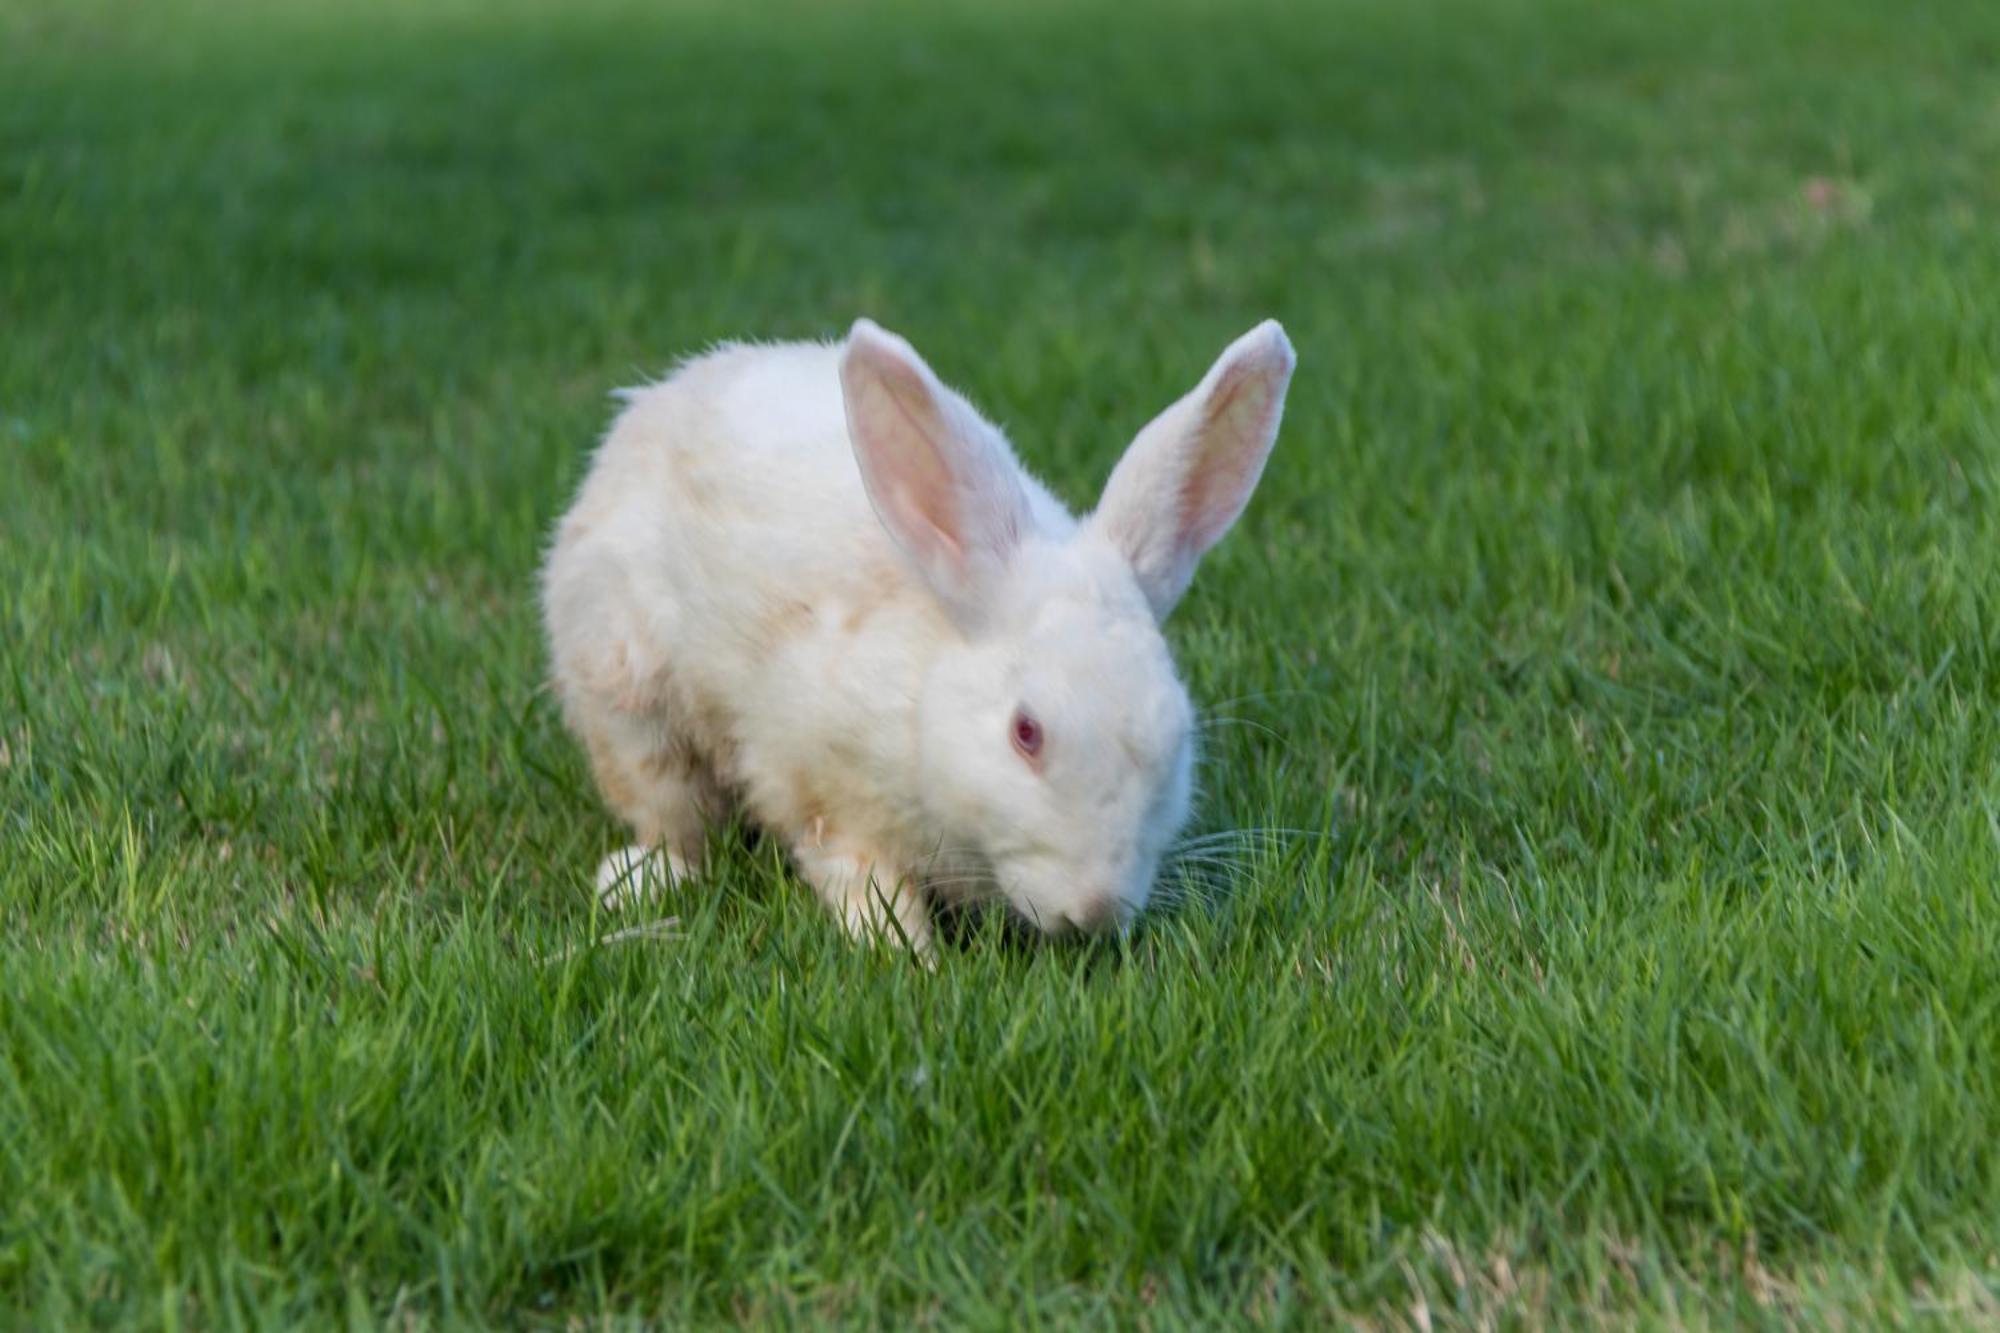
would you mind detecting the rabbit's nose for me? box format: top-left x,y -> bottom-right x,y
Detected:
1069,895 -> 1133,934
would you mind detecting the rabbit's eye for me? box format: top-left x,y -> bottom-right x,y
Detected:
1011,709 -> 1044,763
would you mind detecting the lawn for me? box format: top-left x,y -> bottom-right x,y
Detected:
5,0 -> 2000,1324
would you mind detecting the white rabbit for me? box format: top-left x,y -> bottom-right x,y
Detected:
541,318 -> 1295,955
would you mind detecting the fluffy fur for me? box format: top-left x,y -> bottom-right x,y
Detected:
541,318 -> 1295,955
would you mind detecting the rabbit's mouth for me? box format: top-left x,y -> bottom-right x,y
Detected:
993,873 -> 1142,938
920,846 -> 1144,938
1044,896 -> 1138,935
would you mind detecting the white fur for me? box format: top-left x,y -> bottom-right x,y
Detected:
541,318 -> 1295,954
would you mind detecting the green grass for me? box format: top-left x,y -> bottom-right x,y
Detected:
5,0 -> 2000,1324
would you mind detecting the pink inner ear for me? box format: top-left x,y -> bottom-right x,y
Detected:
906,502 -> 964,564
854,354 -> 967,567
845,327 -> 1032,613
1177,357 -> 1280,555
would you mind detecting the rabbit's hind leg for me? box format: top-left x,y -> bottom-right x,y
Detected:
579,710 -> 722,910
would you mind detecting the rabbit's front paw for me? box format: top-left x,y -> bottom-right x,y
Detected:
594,844 -> 693,910
795,847 -> 935,962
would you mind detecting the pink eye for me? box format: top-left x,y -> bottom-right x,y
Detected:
1011,710 -> 1043,762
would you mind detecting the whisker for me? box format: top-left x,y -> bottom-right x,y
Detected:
1168,847 -> 1258,864
1174,867 -> 1234,888
1153,877 -> 1233,911
1166,861 -> 1254,882
1180,825 -> 1322,842
918,877 -> 997,892
1172,838 -> 1276,859
1169,843 -> 1272,865
1196,715 -> 1289,744
1172,827 -> 1321,854
1201,688 -> 1330,713
1162,860 -> 1254,882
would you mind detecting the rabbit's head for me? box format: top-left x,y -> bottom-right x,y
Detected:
840,319 -> 1295,934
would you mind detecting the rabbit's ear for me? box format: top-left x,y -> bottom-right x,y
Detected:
1089,321 -> 1295,620
841,319 -> 1029,614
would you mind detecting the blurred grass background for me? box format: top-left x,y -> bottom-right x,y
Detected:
5,0 -> 2000,1324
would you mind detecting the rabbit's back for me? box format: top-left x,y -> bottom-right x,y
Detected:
541,342 -> 959,864
548,343 -> 916,659
575,342 -> 884,592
